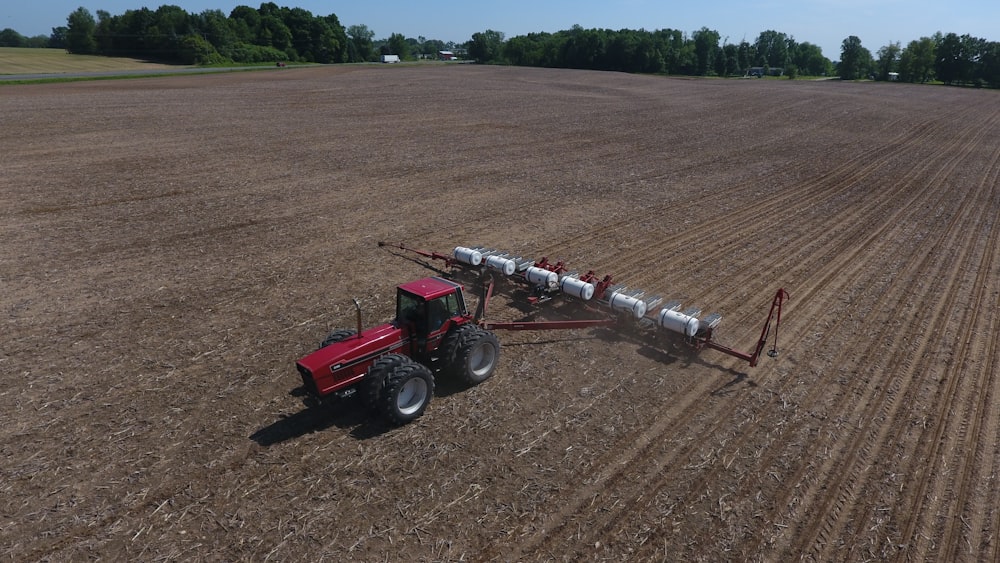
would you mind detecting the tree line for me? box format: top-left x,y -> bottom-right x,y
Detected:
471,26 -> 1000,87
0,3 -> 458,65
472,27 -> 832,78
2,4 -> 998,87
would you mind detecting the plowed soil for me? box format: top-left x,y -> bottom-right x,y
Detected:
3,65 -> 999,561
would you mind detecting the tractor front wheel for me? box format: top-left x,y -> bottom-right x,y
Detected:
363,354 -> 407,412
381,361 -> 434,425
320,328 -> 357,349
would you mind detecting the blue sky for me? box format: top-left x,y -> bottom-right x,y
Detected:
4,0 -> 998,61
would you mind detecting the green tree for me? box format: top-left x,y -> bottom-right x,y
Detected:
560,26 -> 606,69
736,40 -> 756,73
935,33 -> 985,85
0,28 -> 27,47
258,15 -> 292,53
421,38 -> 446,58
66,7 -> 98,54
839,35 -> 872,79
319,14 -> 348,63
195,9 -> 237,59
469,29 -> 504,63
791,42 -> 831,76
25,35 -> 50,47
347,24 -> 374,62
504,32 -> 552,67
178,33 -> 222,64
875,41 -> 901,80
898,36 -> 935,82
228,5 -> 261,44
718,42 -> 739,76
979,41 -> 1000,88
754,30 -> 789,68
386,32 -> 410,59
49,26 -> 68,49
692,27 -> 719,75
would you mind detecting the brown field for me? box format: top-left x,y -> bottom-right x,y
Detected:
2,65 -> 999,561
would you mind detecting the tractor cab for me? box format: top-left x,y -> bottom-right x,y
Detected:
396,277 -> 469,348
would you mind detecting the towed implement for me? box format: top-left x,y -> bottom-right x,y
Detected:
295,242 -> 788,425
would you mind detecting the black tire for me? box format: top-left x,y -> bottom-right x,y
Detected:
362,354 -> 407,412
381,361 -> 434,425
320,328 -> 357,349
446,326 -> 500,386
439,324 -> 479,374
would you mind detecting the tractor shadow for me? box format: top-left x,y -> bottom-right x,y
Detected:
250,387 -> 398,444
250,373 -> 490,445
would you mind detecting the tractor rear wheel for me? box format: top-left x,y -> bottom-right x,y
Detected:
320,328 -> 356,349
362,354 -> 407,412
381,361 -> 434,425
447,326 -> 500,386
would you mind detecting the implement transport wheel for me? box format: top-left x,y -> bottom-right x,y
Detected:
320,328 -> 356,349
445,326 -> 500,386
363,354 -> 407,412
381,361 -> 434,425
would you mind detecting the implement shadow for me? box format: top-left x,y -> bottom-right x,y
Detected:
593,327 -> 756,393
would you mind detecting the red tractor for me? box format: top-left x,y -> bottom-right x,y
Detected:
296,276 -> 499,425
295,242 -> 788,426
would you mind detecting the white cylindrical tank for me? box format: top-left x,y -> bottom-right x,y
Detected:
453,246 -> 482,266
559,276 -> 595,300
608,291 -> 647,319
485,255 -> 516,276
524,266 -> 558,287
658,308 -> 700,337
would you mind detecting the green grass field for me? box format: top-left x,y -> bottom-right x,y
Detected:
0,47 -> 184,74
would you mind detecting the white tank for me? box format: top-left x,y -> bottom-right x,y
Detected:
608,291 -> 647,319
525,266 -> 558,287
559,276 -> 595,300
453,246 -> 482,266
658,308 -> 700,337
485,255 -> 516,276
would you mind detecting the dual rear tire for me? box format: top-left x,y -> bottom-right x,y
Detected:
441,325 -> 500,386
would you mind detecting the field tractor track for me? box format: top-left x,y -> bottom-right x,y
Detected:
895,134 -> 1000,562
772,104 -> 1000,561
498,104 -> 979,562
535,113 -> 912,257
548,108 -> 963,303
619,103 -> 998,561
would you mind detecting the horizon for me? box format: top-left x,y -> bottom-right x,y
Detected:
4,1 -> 999,62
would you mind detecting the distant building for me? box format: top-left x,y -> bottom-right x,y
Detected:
438,50 -> 456,61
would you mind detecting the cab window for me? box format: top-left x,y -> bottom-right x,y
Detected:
397,291 -> 423,324
427,293 -> 461,332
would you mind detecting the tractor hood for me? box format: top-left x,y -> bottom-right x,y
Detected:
296,322 -> 409,396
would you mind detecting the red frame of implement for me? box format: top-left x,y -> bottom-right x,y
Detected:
379,242 -> 788,368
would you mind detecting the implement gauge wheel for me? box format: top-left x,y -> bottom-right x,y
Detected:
381,360 -> 434,425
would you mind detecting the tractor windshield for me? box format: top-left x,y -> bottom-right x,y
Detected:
396,290 -> 424,325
